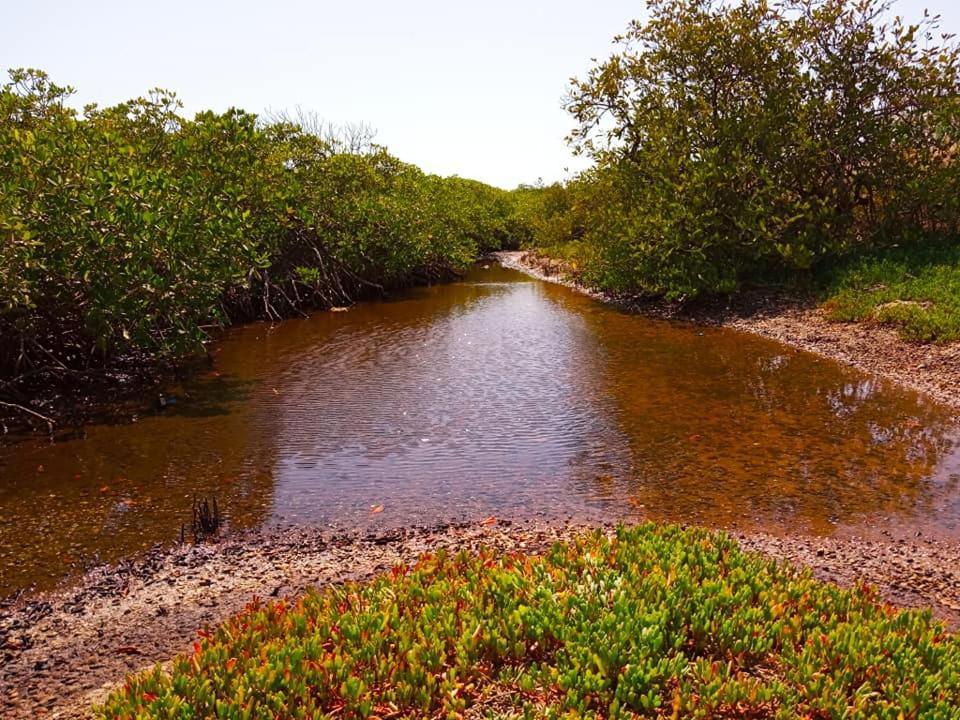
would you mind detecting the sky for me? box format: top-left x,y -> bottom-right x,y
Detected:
3,1 -> 959,189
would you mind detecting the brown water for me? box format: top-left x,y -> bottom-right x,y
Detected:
2,265 -> 960,596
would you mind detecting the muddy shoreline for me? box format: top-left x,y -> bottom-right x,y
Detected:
3,518 -> 960,719
496,251 -> 960,412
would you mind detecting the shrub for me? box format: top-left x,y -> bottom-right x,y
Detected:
555,0 -> 960,299
0,69 -> 529,396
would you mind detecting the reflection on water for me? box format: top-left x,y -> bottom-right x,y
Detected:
1,265 -> 959,595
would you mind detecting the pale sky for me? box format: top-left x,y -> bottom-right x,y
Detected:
3,0 -> 959,188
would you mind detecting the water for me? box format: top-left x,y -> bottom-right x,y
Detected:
2,265 -> 959,595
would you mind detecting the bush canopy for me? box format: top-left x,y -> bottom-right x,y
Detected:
533,0 -> 960,299
0,69 -> 525,394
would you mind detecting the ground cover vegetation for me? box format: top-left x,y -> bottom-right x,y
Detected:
97,524 -> 960,719
517,0 -> 960,340
0,69 -> 526,420
815,239 -> 960,341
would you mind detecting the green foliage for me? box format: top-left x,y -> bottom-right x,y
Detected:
818,239 -> 960,342
545,0 -> 960,300
511,182 -> 586,253
97,524 -> 960,719
0,68 -> 526,386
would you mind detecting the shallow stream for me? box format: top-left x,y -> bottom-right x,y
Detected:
2,265 -> 959,595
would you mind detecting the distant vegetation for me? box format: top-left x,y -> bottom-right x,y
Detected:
0,69 -> 528,413
518,0 -> 960,317
97,524 -> 960,719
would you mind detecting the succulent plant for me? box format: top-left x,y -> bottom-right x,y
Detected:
96,524 -> 960,719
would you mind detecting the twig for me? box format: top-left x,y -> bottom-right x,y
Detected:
0,400 -> 55,434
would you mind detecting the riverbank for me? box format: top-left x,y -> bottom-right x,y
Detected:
3,518 -> 960,718
497,251 -> 960,411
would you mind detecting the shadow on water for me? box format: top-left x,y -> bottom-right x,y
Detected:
158,375 -> 258,419
1,264 -> 960,595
